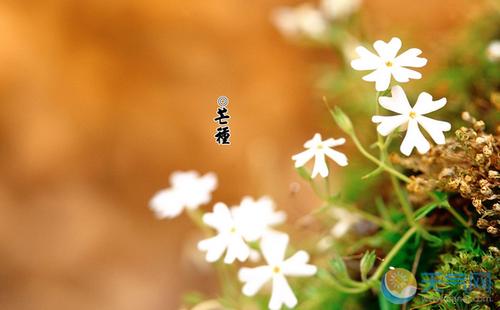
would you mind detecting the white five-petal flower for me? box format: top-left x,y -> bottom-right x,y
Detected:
239,233 -> 317,310
198,197 -> 285,264
351,37 -> 427,91
372,85 -> 451,156
292,133 -> 348,178
272,4 -> 328,39
330,208 -> 361,238
149,171 -> 217,219
320,0 -> 362,20
487,40 -> 500,62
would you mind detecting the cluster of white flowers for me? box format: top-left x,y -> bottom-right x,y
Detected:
272,0 -> 362,40
152,37 -> 454,310
292,37 -> 451,179
151,171 -> 316,309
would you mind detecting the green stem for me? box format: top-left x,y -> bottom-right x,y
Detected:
443,202 -> 482,239
350,133 -> 410,183
369,226 -> 418,281
389,174 -> 416,227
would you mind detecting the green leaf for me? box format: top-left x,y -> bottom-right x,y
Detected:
413,201 -> 440,221
295,166 -> 312,181
329,106 -> 353,134
360,250 -> 376,280
329,255 -> 348,278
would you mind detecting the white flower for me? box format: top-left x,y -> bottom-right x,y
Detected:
486,40 -> 500,62
330,208 -> 360,238
235,196 -> 287,241
372,85 -> 451,156
198,197 -> 285,264
239,233 -> 317,310
292,133 -> 348,178
351,37 -> 427,91
150,171 -> 217,219
272,4 -> 328,39
321,0 -> 362,20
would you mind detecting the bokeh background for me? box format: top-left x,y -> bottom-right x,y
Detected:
0,0 -> 491,309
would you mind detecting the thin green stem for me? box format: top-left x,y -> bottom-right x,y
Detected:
443,202 -> 482,239
369,226 -> 418,281
389,174 -> 416,227
350,133 -> 410,183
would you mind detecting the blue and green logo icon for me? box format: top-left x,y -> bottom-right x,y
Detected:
381,268 -> 417,304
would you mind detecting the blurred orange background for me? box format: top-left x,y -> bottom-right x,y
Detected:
0,0 -> 489,309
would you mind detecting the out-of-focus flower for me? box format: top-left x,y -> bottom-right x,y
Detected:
198,202 -> 251,264
149,171 -> 217,219
372,86 -> 451,156
239,233 -> 317,310
351,37 -> 427,91
292,133 -> 348,178
321,0 -> 362,20
486,40 -> 500,62
198,197 -> 285,264
330,208 -> 360,238
235,196 -> 286,241
272,4 -> 328,40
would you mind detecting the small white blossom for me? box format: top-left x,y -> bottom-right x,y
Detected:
292,133 -> 348,178
150,171 -> 217,219
198,197 -> 285,264
321,0 -> 362,20
330,208 -> 360,238
372,85 -> 451,156
272,4 -> 328,39
486,40 -> 500,62
239,233 -> 317,310
236,196 -> 287,241
351,37 -> 427,91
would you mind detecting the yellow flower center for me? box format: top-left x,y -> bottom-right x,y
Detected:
272,266 -> 281,273
385,61 -> 393,67
409,111 -> 417,119
230,227 -> 237,234
317,144 -> 323,149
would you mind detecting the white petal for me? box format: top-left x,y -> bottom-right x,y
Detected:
373,37 -> 402,60
311,152 -> 328,178
400,119 -> 430,156
412,93 -> 447,115
331,221 -> 350,238
351,46 -> 382,71
391,66 -> 422,83
371,115 -> 409,136
239,266 -> 272,296
291,148 -> 315,168
170,170 -> 198,188
394,48 -> 427,68
149,189 -> 184,219
362,68 -> 393,91
304,133 -> 322,148
282,251 -> 317,276
374,70 -> 392,91
224,234 -> 251,264
323,148 -> 348,166
323,137 -> 346,147
202,202 -> 234,232
416,116 -> 451,145
378,85 -> 412,114
269,274 -> 297,310
198,234 -> 229,263
201,172 -> 218,192
261,233 -> 289,266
